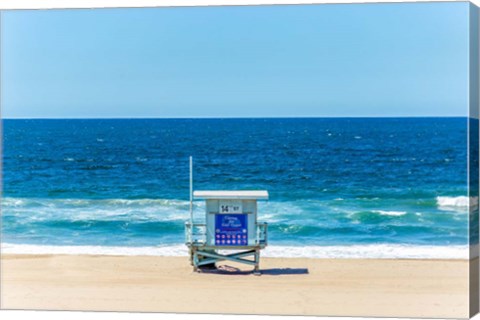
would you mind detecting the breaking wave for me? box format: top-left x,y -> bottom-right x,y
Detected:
1,243 -> 469,259
436,196 -> 469,211
372,210 -> 407,216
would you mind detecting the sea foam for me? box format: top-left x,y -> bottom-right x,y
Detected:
1,243 -> 468,259
2,196 -> 470,250
372,210 -> 407,216
436,196 -> 470,211
1,197 -> 198,222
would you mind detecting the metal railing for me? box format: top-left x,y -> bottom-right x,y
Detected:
185,222 -> 207,245
257,222 -> 268,246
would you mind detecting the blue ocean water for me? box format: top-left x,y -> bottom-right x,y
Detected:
1,118 -> 470,257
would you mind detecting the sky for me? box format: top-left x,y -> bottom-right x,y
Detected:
0,2 -> 470,118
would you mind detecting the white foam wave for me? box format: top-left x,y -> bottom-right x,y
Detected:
1,243 -> 469,259
1,197 -> 312,225
1,243 -> 189,257
436,196 -> 469,211
1,197 -> 200,222
372,210 -> 407,216
2,198 -> 26,207
2,197 -> 189,208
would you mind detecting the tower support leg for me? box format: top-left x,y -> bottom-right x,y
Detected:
253,249 -> 261,276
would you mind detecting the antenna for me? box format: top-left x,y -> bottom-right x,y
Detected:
189,156 -> 193,224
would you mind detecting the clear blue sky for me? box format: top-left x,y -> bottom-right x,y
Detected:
0,2 -> 470,118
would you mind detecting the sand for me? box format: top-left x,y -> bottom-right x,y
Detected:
0,254 -> 473,318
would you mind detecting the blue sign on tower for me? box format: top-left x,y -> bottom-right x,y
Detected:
215,214 -> 248,246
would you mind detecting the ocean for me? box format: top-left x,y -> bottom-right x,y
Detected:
1,118 -> 470,258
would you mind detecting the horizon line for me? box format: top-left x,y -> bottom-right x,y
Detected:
1,115 -> 468,120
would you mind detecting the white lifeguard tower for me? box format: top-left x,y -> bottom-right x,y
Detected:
184,158 -> 269,274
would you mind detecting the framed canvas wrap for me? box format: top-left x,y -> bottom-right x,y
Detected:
0,1 -> 479,318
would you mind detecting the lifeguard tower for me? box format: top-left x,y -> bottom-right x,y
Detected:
184,158 -> 269,274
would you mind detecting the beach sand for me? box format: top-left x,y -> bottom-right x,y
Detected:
0,254 -> 472,318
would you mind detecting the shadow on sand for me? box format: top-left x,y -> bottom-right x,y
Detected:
198,265 -> 309,276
